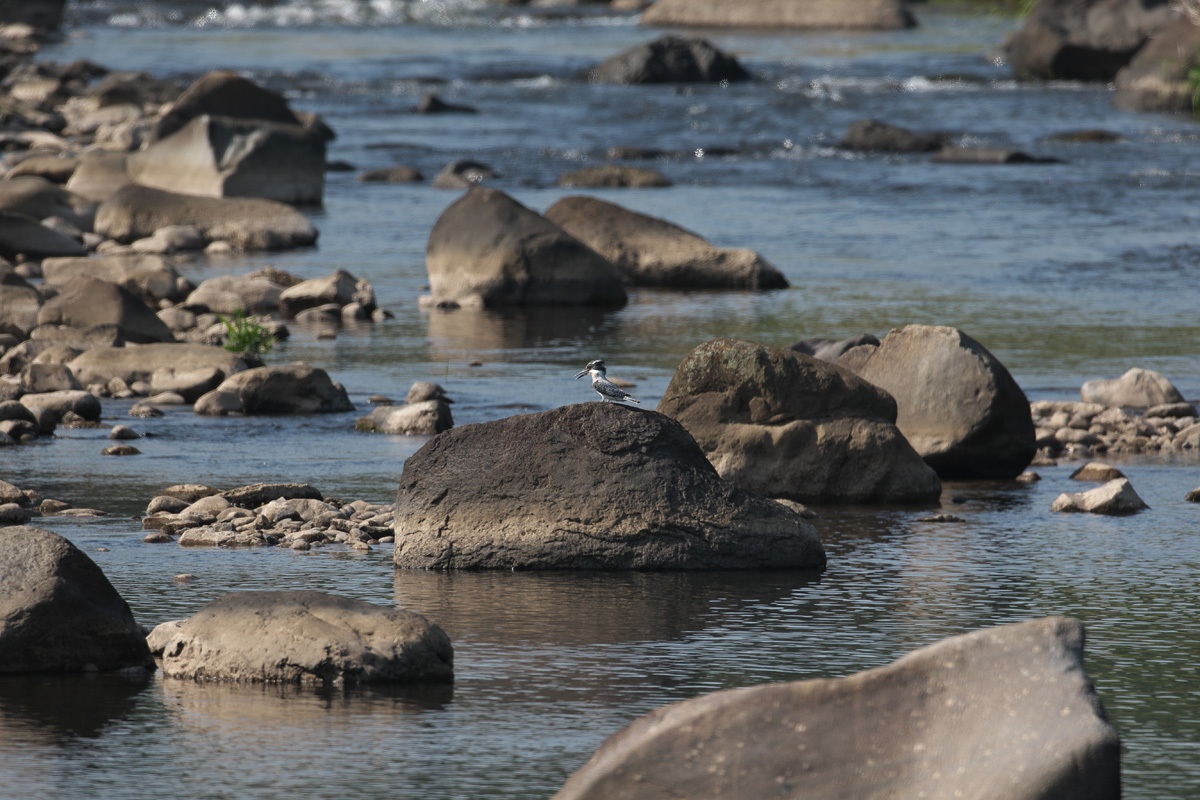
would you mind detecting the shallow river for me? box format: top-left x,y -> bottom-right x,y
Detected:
2,2 -> 1199,798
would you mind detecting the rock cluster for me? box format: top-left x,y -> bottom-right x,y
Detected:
141,482 -> 395,551
1031,399 -> 1199,459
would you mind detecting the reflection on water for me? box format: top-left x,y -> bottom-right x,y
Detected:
425,306 -> 623,360
0,673 -> 151,744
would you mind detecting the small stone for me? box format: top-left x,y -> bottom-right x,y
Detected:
1051,478 -> 1148,515
142,531 -> 171,543
174,573 -> 198,582
351,541 -> 371,552
1070,462 -> 1125,482
129,403 -> 164,418
1015,471 -> 1040,484
40,498 -> 70,513
917,514 -> 965,523
291,540 -> 311,551
368,395 -> 394,405
109,424 -> 140,440
102,445 -> 141,456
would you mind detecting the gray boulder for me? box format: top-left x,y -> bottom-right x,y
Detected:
356,400 -> 453,435
68,343 -> 247,387
64,150 -> 132,203
36,277 -> 176,344
1114,17 -> 1200,111
1005,0 -> 1177,81
590,36 -> 750,85
657,339 -> 941,504
1081,367 -> 1182,408
393,402 -> 826,570
1051,477 -> 1149,514
279,269 -> 373,317
0,176 -> 97,231
423,187 -> 626,308
837,118 -> 947,153
127,114 -> 326,206
149,366 -> 224,403
640,0 -> 915,29
553,617 -> 1119,800
158,590 -> 452,685
184,274 -> 284,314
42,254 -> 187,304
194,364 -> 354,415
20,362 -> 81,393
0,278 -> 42,336
545,196 -> 787,290
95,185 -> 318,251
0,211 -> 87,261
0,525 -> 154,673
20,389 -> 102,422
836,324 -> 1036,479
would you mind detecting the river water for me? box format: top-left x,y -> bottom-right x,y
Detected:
2,2 -> 1199,798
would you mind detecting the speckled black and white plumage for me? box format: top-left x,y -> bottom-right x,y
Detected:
574,359 -> 640,404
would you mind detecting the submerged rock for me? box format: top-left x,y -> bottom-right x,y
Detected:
0,525 -> 154,673
158,590 -> 453,685
837,119 -> 946,153
557,165 -> 672,188
657,338 -> 940,504
393,402 -> 826,570
553,617 -> 1119,800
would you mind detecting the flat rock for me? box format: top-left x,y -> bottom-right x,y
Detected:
41,254 -> 186,304
553,617 -> 1119,800
68,343 -> 247,388
657,338 -> 941,504
221,482 -> 322,509
1051,478 -> 1149,515
545,196 -> 786,290
393,402 -> 826,570
0,525 -> 154,673
1070,462 -> 1125,482
158,590 -> 453,685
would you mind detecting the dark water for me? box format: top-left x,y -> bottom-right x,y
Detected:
3,3 -> 1200,798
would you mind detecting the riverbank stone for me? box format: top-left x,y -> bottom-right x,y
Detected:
545,196 -> 787,290
1114,17 -> 1200,112
836,324 -> 1036,479
393,402 -> 826,570
423,187 -> 626,308
657,339 -> 941,504
67,343 -> 247,387
553,616 -> 1119,800
158,590 -> 453,685
0,525 -> 154,673
194,364 -> 353,415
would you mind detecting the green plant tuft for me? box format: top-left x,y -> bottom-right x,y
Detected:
1189,66 -> 1200,119
219,311 -> 276,357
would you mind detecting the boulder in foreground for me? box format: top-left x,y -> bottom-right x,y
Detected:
394,402 -> 825,570
657,339 -> 940,504
640,0 -> 915,30
159,590 -> 452,685
0,526 -> 154,674
837,324 -> 1036,479
545,196 -> 787,290
423,187 -> 626,308
95,185 -> 318,251
554,617 -> 1119,800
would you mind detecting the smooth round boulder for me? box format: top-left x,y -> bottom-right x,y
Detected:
657,339 -> 941,504
836,324 -> 1035,479
553,617 -> 1119,800
640,0 -> 915,29
544,196 -> 787,290
20,389 -> 101,422
158,590 -> 453,685
194,364 -> 354,415
1080,367 -> 1183,408
393,402 -> 826,570
0,525 -> 154,673
590,36 -> 750,85
423,187 -> 626,308
36,277 -> 176,344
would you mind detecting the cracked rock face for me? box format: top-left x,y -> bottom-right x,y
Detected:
392,403 -> 825,570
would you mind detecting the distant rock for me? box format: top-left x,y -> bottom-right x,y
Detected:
357,166 -> 424,183
415,92 -> 477,114
1114,18 -> 1200,112
41,254 -> 187,305
431,159 -> 496,189
930,147 -> 1061,164
0,525 -> 154,673
557,165 -> 672,188
790,333 -> 879,362
639,0 -> 915,29
1081,367 -> 1183,408
657,338 -> 941,504
194,364 -> 354,415
836,325 -> 1036,479
95,185 -> 318,251
279,269 -> 374,318
68,343 -> 247,388
1005,0 -> 1177,81
553,617 -> 1119,800
590,36 -> 750,85
394,402 -> 826,570
1051,477 -> 1148,514
544,195 -> 786,290
1070,462 -> 1125,482
158,590 -> 453,685
423,187 -> 626,308
184,273 -> 284,315
837,119 -> 946,153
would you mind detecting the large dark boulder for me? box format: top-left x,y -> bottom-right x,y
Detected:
158,590 -> 452,685
1114,17 -> 1200,111
0,526 -> 154,674
640,0 -> 915,29
393,403 -> 826,570
836,324 -> 1035,479
37,277 -> 176,344
193,364 -> 354,415
95,185 -> 318,251
657,339 -> 941,504
590,36 -> 750,85
423,187 -> 626,308
553,617 -> 1120,800
1005,0 -> 1177,81
544,196 -> 787,290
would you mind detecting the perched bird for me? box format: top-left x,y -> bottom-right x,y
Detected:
574,359 -> 640,404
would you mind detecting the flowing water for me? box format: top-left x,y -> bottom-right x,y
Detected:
2,3 -> 1199,797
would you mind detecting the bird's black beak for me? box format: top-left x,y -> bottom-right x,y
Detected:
574,369 -> 588,380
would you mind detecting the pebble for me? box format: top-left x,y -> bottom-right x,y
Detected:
173,574 -> 198,582
102,445 -> 142,456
